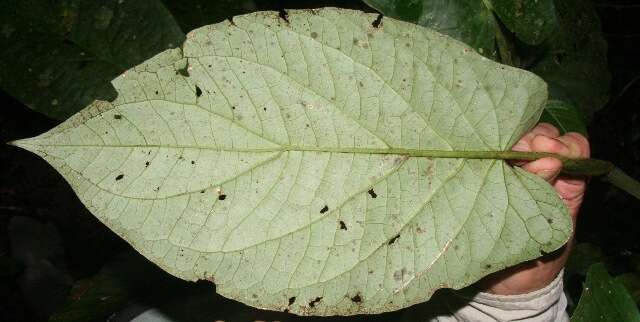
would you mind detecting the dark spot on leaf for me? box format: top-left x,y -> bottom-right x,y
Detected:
368,270 -> 374,274
416,227 -> 423,234
320,205 -> 329,214
145,161 -> 150,167
177,64 -> 189,77
200,190 -> 205,193
371,14 -> 383,28
195,85 -> 202,97
155,90 -> 159,95
485,264 -> 492,269
113,114 -> 122,120
191,160 -> 195,165
387,234 -> 400,245
308,296 -> 322,308
351,294 -> 362,303
283,308 -> 289,313
252,294 -> 258,298
288,296 -> 296,305
547,218 -> 553,224
227,17 -> 236,26
278,9 -> 290,24
305,124 -> 310,128
154,187 -> 160,192
218,194 -> 227,201
339,220 -> 347,230
367,188 -> 377,198
263,107 -> 267,111
231,106 -> 236,110
115,174 -> 124,181
310,31 -> 318,39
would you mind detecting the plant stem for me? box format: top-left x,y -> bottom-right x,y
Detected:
282,146 -> 614,177
606,167 -> 640,199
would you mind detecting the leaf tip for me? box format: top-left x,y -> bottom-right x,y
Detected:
6,137 -> 39,153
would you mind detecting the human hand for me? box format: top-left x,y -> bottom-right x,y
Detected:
476,123 -> 590,295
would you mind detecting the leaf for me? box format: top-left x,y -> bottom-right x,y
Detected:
362,0 -> 498,58
530,0 -> 610,119
539,99 -> 587,136
488,0 -> 558,45
11,9 -> 571,315
0,0 -> 184,120
570,263 -> 640,322
615,273 -> 640,305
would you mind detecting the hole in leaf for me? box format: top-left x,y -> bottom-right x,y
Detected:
115,174 -> 124,181
371,14 -> 383,28
308,296 -> 322,308
195,85 -> 202,97
113,114 -> 122,120
351,294 -> 362,303
320,205 -> 329,214
227,17 -> 236,26
218,194 -> 227,200
367,188 -> 377,198
278,9 -> 289,23
288,296 -> 296,306
339,220 -> 347,230
387,234 -> 400,245
145,161 -> 150,167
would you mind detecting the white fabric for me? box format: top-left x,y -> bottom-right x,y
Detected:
428,271 -> 569,322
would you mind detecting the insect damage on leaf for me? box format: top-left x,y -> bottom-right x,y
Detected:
10,8 -> 571,316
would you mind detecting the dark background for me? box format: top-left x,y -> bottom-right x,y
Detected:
1,0 -> 639,321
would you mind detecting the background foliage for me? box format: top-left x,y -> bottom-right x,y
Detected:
0,0 -> 639,321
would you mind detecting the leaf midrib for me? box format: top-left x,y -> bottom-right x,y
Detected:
25,143 -> 529,160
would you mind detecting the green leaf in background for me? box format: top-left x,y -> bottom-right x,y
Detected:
565,243 -> 606,277
11,9 -> 572,315
530,0 -> 611,120
362,0 -> 499,58
615,273 -> 640,306
488,0 -> 558,45
162,0 -> 259,34
571,263 -> 640,322
0,0 -> 184,120
539,99 -> 588,136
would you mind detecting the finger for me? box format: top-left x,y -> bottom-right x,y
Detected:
530,135 -> 572,155
512,123 -> 561,152
556,132 -> 590,159
532,123 -> 561,138
522,157 -> 562,183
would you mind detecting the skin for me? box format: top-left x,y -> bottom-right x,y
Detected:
477,123 -> 590,295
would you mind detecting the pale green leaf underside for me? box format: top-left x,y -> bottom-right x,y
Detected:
13,9 -> 571,316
